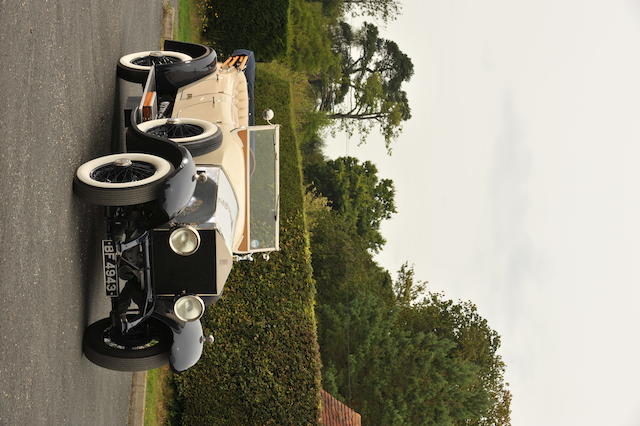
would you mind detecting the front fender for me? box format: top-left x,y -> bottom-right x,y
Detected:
126,109 -> 198,224
169,320 -> 204,372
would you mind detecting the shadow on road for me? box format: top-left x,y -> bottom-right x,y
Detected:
75,77 -> 130,335
76,76 -> 144,335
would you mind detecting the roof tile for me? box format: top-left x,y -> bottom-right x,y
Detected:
320,389 -> 362,426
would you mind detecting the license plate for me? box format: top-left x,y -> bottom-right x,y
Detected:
102,240 -> 119,297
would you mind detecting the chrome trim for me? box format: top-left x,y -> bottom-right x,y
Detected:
173,295 -> 206,322
169,225 -> 201,256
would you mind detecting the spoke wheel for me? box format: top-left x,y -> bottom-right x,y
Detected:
117,50 -> 192,84
74,153 -> 173,206
137,118 -> 223,157
90,161 -> 157,184
146,123 -> 205,140
104,325 -> 164,351
131,55 -> 182,67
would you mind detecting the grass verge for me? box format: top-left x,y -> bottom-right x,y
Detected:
144,366 -> 173,426
175,0 -> 202,43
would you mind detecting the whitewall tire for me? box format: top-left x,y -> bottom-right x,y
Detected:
74,153 -> 173,206
117,50 -> 192,84
138,118 -> 223,157
119,51 -> 192,71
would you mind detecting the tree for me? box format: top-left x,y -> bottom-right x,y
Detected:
397,294 -> 513,425
310,231 -> 513,425
341,0 -> 402,22
306,156 -> 396,251
337,24 -> 413,94
334,292 -> 511,425
393,262 -> 427,307
312,0 -> 402,22
316,22 -> 414,151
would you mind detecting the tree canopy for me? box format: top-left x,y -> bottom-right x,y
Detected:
393,262 -> 427,307
318,0 -> 402,23
315,22 -> 414,151
310,250 -> 513,425
342,0 -> 402,22
305,156 -> 396,251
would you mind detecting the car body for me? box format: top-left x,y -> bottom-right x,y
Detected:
73,40 -> 279,372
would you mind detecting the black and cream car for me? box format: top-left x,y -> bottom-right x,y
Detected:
74,40 -> 279,372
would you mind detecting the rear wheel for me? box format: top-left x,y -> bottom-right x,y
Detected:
73,153 -> 173,206
138,118 -> 223,157
117,50 -> 192,84
83,317 -> 172,372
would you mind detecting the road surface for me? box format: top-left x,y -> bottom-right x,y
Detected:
0,1 -> 164,424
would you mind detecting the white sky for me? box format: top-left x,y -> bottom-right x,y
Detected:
323,1 -> 640,424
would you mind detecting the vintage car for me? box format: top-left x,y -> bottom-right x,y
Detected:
73,40 -> 279,372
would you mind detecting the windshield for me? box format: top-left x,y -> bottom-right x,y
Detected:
248,126 -> 279,251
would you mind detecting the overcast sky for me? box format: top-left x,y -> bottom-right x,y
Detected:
323,1 -> 640,424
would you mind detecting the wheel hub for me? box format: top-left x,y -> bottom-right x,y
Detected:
113,158 -> 133,167
105,325 -> 159,350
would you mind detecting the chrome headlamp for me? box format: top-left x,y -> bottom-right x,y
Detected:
169,225 -> 201,256
173,295 -> 205,322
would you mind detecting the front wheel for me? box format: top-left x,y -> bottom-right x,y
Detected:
73,153 -> 173,206
83,317 -> 172,371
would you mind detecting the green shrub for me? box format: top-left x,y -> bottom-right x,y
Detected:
172,66 -> 322,425
198,0 -> 289,60
288,0 -> 340,75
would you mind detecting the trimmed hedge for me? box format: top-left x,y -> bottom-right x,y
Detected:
199,0 -> 289,61
172,65 -> 322,425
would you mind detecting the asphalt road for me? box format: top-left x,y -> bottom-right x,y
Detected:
0,1 -> 164,424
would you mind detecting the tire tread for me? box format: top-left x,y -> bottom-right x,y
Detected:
83,318 -> 171,372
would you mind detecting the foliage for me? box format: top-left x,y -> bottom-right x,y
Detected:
171,66 -> 321,425
394,294 -> 512,425
258,61 -> 328,146
197,0 -> 289,60
305,156 -> 396,252
308,208 -> 395,394
393,262 -> 427,307
303,186 -> 330,233
307,205 -> 511,424
310,240 -> 513,424
315,21 -> 414,151
288,0 -> 342,77
341,0 -> 402,22
309,0 -> 401,22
